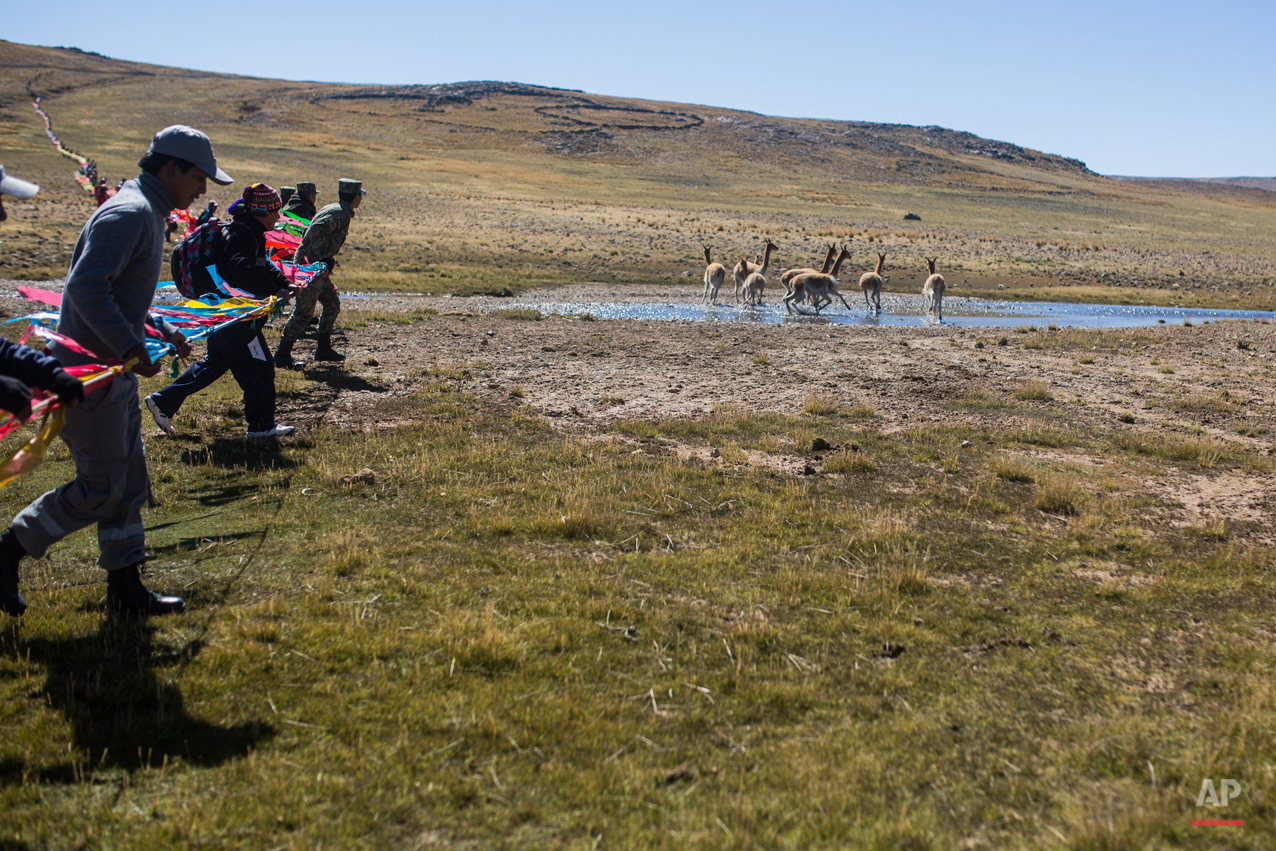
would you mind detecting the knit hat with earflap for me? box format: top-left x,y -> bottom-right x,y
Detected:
243,182 -> 282,215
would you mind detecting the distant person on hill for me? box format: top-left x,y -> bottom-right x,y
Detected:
279,186 -> 296,206
0,125 -> 230,619
274,178 -> 364,368
147,183 -> 296,440
282,181 -> 318,222
94,177 -> 109,207
194,199 -> 219,228
164,212 -> 180,243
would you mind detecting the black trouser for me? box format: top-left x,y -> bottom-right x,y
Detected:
150,321 -> 276,432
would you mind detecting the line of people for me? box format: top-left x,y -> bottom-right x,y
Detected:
275,178 -> 363,369
145,176 -> 364,434
0,124 -> 365,619
146,182 -> 300,439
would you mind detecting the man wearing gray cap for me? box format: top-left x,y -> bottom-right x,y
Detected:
0,125 -> 231,618
275,178 -> 364,367
279,186 -> 296,207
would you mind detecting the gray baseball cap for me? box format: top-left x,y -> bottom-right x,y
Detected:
0,165 -> 39,199
147,125 -> 233,185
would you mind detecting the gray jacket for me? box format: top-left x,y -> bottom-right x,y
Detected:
52,171 -> 178,367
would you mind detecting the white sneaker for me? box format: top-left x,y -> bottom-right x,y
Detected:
247,423 -> 296,438
145,395 -> 175,435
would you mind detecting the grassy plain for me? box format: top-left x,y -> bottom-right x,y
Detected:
0,308 -> 1273,848
0,40 -> 1275,849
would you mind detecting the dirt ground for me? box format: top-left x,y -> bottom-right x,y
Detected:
4,280 -> 1276,542
326,283 -> 1271,429
341,284 -> 1276,539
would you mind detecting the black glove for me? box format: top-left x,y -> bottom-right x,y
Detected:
0,375 -> 33,418
48,369 -> 85,406
323,256 -> 338,271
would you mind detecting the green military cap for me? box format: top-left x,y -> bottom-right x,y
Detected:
337,178 -> 367,197
295,181 -> 318,195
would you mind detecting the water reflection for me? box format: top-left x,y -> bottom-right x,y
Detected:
491,295 -> 1276,329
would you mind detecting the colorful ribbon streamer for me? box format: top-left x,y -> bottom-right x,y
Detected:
0,408 -> 65,488
0,360 -> 131,487
265,229 -> 303,260
277,211 -> 311,238
0,269 -> 328,485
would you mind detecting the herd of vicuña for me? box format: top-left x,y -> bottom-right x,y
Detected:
701,238 -> 945,319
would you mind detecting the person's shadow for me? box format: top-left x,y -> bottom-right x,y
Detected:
0,617 -> 273,784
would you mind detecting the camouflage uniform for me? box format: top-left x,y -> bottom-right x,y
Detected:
280,197 -> 354,343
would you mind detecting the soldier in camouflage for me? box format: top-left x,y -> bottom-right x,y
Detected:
282,181 -> 318,222
274,178 -> 364,367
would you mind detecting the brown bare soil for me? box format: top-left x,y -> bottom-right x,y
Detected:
280,283 -> 1276,543
325,284 -> 1269,426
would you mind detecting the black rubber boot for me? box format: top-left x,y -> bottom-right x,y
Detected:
273,339 -> 304,370
314,333 -> 345,362
0,526 -> 27,616
106,563 -> 186,617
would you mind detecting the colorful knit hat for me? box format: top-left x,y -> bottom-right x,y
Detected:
243,182 -> 282,215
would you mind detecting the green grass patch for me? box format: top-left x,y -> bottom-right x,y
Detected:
1012,380 -> 1054,401
801,392 -> 842,417
3,386 -> 1276,848
991,453 -> 1036,483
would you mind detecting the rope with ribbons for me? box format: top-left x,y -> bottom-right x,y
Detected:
0,258 -> 326,486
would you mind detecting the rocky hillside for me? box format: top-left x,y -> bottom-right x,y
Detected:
1,42 -> 1092,190
2,39 -> 1275,305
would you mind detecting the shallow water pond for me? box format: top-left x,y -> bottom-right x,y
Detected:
491,293 -> 1275,329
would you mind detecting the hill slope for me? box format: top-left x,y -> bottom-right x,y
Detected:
2,40 -> 1274,307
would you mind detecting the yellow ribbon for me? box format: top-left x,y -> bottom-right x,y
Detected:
0,407 -> 66,488
0,363 -> 124,489
0,302 -> 276,488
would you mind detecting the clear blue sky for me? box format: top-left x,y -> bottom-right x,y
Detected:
7,0 -> 1273,177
